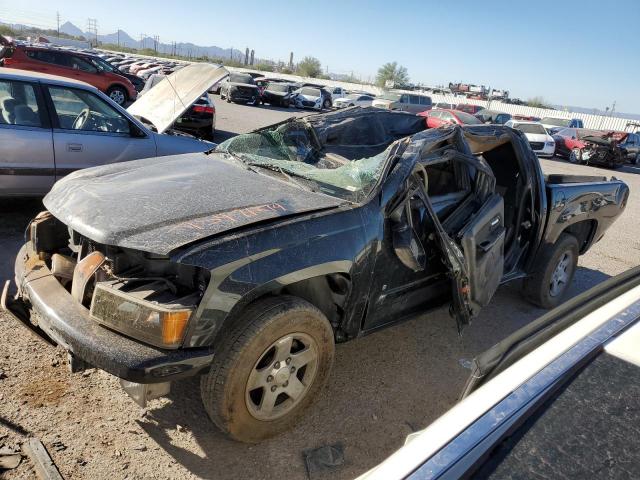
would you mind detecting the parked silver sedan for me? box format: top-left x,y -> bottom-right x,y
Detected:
0,65 -> 226,196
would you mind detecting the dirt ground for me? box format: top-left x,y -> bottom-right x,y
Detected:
1,100 -> 639,480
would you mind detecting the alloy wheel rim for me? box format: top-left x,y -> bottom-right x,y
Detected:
549,252 -> 572,297
110,90 -> 125,104
245,332 -> 319,421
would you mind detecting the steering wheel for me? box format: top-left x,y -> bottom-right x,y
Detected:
72,108 -> 91,130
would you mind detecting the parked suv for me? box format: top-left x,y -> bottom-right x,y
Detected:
219,73 -> 260,105
372,92 -> 432,113
0,44 -> 137,105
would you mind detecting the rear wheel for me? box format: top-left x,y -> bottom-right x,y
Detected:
522,233 -> 579,309
200,296 -> 335,443
107,86 -> 127,106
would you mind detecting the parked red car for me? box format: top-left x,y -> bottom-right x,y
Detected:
553,128 -> 630,167
455,103 -> 484,114
0,44 -> 137,105
419,109 -> 482,128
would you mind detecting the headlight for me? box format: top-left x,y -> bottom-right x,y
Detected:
545,141 -> 555,147
90,281 -> 196,348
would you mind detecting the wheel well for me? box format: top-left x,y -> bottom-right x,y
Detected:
227,273 -> 352,342
563,220 -> 597,253
277,273 -> 351,329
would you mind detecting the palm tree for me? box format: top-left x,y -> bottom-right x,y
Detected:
376,62 -> 409,88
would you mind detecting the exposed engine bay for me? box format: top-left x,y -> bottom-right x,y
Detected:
28,211 -> 209,349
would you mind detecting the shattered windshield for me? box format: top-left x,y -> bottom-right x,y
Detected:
217,120 -> 391,202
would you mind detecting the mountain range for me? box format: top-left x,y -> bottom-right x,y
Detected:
59,21 -> 244,60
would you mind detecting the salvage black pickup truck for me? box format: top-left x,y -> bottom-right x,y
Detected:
2,107 -> 628,443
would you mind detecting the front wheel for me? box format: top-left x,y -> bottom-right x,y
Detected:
522,233 -> 579,309
200,296 -> 335,443
569,147 -> 583,164
323,99 -> 332,110
107,86 -> 127,106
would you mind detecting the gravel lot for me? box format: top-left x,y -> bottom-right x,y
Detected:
1,99 -> 638,480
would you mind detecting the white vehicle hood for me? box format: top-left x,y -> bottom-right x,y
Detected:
127,63 -> 227,134
523,132 -> 553,143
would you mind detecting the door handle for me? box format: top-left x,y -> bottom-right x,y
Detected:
478,227 -> 505,253
67,143 -> 83,152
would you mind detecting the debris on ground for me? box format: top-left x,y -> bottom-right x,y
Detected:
303,443 -> 344,478
0,446 -> 22,470
22,437 -> 64,480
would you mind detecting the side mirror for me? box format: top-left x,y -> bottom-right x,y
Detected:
391,201 -> 426,272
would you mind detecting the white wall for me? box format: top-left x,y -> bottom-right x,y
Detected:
96,48 -> 639,132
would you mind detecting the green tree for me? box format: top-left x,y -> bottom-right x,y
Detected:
297,56 -> 322,78
0,25 -> 17,37
376,62 -> 409,88
527,96 -> 549,108
254,63 -> 274,72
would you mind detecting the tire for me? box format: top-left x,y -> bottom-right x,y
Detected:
107,86 -> 127,106
522,233 -> 579,309
569,147 -> 583,164
200,295 -> 335,443
282,99 -> 290,108
323,99 -> 332,110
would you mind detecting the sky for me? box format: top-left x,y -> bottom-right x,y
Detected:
1,0 -> 639,113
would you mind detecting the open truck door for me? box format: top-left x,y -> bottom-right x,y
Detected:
392,150 -> 505,333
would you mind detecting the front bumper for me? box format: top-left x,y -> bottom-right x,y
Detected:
2,243 -> 214,384
229,90 -> 257,103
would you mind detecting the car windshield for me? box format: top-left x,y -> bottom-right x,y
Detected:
456,111 -> 482,124
92,57 -> 116,73
541,117 -> 570,127
301,88 -> 320,96
217,120 -> 391,202
268,83 -> 289,92
230,73 -> 253,84
380,93 -> 401,101
513,123 -> 546,134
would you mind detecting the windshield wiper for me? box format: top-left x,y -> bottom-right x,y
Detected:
246,162 -> 317,193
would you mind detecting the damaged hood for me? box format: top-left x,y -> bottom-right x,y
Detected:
43,154 -> 344,255
127,63 -> 227,133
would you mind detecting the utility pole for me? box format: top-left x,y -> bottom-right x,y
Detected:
86,18 -> 98,47
140,33 -> 145,50
153,35 -> 159,53
117,29 -> 120,47
250,49 -> 254,65
56,11 -> 60,38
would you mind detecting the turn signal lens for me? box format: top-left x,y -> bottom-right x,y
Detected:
162,311 -> 191,345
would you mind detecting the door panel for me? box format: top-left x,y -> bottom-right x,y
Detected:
46,85 -> 156,177
458,193 -> 505,311
0,126 -> 55,195
0,79 -> 55,195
